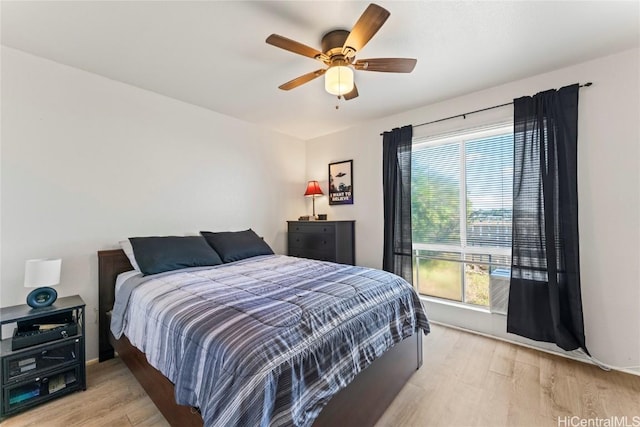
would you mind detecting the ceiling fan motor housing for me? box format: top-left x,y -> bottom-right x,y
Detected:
321,29 -> 351,57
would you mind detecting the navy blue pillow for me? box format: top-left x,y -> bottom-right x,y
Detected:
129,236 -> 223,275
200,229 -> 274,263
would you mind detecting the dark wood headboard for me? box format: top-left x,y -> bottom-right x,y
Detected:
98,249 -> 133,362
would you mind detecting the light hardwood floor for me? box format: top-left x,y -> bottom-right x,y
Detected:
3,324 -> 639,426
377,325 -> 640,426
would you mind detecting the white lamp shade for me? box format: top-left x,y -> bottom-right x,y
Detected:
325,65 -> 354,96
24,258 -> 61,288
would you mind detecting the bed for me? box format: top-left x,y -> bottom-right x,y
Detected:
98,245 -> 428,426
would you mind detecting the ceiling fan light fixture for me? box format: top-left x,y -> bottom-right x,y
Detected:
324,65 -> 354,96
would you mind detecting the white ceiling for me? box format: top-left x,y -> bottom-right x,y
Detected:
2,1 -> 639,140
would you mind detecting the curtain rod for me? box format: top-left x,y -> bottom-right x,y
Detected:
380,82 -> 593,135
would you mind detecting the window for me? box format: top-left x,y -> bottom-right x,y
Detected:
411,123 -> 513,309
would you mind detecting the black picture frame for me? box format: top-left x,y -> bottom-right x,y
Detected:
328,160 -> 353,205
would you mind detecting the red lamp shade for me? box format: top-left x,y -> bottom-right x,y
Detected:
304,181 -> 323,219
304,181 -> 324,197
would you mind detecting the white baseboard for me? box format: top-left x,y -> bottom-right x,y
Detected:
430,320 -> 640,377
86,357 -> 99,366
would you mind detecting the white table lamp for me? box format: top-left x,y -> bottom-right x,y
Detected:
24,258 -> 61,308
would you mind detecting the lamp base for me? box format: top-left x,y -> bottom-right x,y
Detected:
26,287 -> 58,309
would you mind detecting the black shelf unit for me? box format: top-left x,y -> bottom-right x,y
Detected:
0,295 -> 86,418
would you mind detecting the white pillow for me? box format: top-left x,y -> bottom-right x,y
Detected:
119,239 -> 141,272
115,270 -> 140,293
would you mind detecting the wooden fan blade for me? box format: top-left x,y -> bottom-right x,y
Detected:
344,84 -> 359,100
354,58 -> 417,73
278,69 -> 326,91
266,34 -> 323,60
342,4 -> 390,57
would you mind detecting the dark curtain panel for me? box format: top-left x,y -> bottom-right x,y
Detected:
508,84 -> 588,353
382,125 -> 413,282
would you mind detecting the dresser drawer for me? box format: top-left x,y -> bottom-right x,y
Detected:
287,222 -> 336,235
288,248 -> 336,263
288,232 -> 336,251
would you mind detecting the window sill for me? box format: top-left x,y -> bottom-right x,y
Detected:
420,295 -> 492,314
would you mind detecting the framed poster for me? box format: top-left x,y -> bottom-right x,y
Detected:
328,160 -> 353,205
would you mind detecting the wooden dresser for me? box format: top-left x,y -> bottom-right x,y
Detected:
287,220 -> 355,265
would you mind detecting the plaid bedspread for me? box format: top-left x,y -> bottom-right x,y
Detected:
111,255 -> 429,426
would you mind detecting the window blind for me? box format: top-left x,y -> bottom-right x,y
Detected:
465,133 -> 513,248
411,125 -> 513,250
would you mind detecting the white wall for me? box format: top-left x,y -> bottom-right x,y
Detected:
0,47 -> 306,360
306,48 -> 640,373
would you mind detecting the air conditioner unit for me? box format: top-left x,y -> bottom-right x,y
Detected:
489,269 -> 510,315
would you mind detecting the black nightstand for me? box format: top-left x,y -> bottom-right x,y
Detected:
0,295 -> 86,418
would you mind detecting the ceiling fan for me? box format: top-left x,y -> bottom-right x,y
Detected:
265,3 -> 417,101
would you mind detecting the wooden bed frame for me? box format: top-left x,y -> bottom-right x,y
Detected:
98,249 -> 423,426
